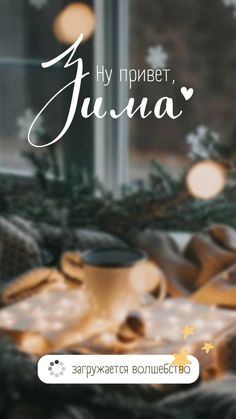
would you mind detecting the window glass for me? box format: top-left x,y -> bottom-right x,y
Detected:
129,0 -> 236,180
0,1 -> 64,174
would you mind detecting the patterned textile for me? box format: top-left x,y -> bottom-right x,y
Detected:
0,217 -> 42,282
0,216 -> 127,283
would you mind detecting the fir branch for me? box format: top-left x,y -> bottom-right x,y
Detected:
2,139 -> 236,236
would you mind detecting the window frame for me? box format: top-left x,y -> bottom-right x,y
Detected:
0,0 -> 129,193
94,0 -> 129,194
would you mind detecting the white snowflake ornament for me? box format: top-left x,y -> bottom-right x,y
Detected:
146,45 -> 168,69
17,109 -> 44,143
186,125 -> 220,160
29,0 -> 47,10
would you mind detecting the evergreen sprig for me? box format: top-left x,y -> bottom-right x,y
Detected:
1,127 -> 236,236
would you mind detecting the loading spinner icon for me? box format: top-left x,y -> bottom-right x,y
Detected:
48,359 -> 66,378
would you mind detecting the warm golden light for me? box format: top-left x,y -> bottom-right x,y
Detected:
53,3 -> 95,45
186,160 -> 226,200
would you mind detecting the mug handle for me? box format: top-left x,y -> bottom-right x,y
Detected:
60,252 -> 85,283
141,261 -> 167,307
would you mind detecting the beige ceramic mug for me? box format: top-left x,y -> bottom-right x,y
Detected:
72,247 -> 166,335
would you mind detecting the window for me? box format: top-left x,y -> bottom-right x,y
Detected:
0,0 -> 94,177
0,1 -> 64,174
128,0 -> 236,180
3,0 -> 236,190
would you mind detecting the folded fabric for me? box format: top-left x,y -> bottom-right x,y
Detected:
155,375 -> 236,419
0,217 -> 42,283
0,215 -> 127,284
131,224 -> 236,301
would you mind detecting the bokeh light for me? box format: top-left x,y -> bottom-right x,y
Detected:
186,160 -> 226,200
53,3 -> 95,45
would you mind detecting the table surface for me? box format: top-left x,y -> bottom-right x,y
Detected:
0,285 -> 235,360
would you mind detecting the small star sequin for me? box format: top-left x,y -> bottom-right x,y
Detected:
172,348 -> 192,367
182,325 -> 195,340
201,342 -> 214,354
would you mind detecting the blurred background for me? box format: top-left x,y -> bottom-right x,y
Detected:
129,0 -> 236,179
2,0 -> 236,184
1,2 -> 236,418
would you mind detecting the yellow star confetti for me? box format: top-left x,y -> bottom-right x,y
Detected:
182,325 -> 195,340
201,342 -> 214,354
172,348 -> 192,368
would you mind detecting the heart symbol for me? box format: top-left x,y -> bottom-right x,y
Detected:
181,87 -> 194,101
